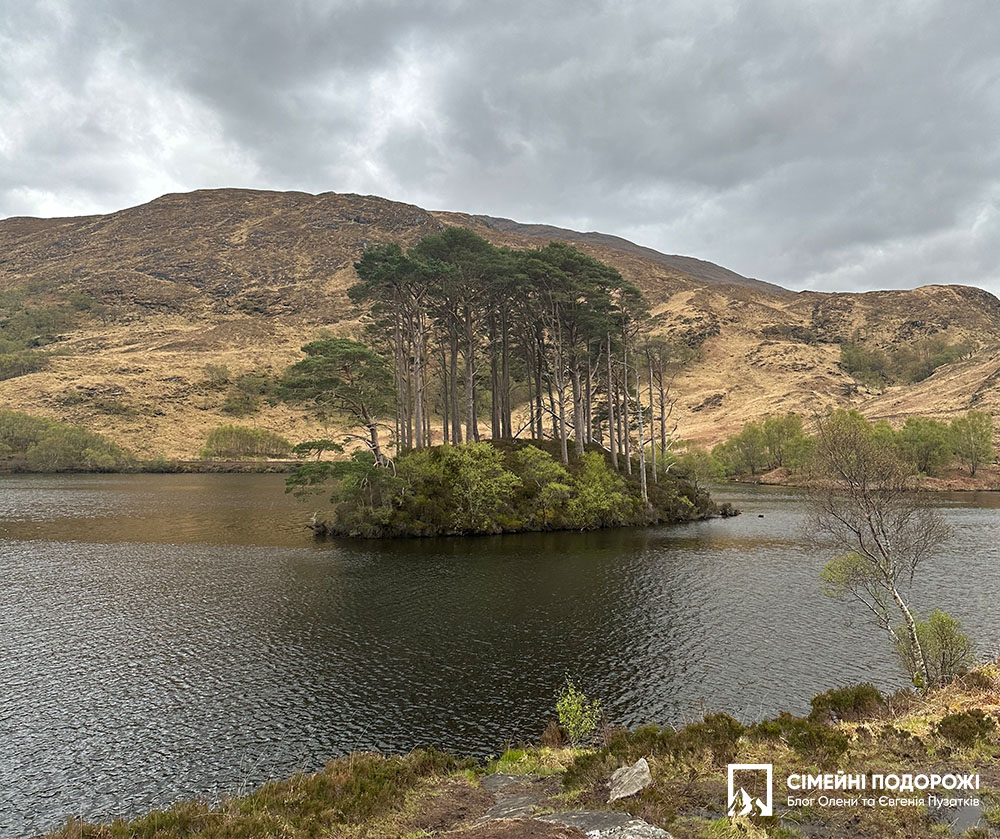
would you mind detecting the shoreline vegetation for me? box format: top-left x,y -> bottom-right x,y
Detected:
50,666 -> 1000,839
680,409 -> 998,494
289,438 -> 735,539
729,464 -> 1000,493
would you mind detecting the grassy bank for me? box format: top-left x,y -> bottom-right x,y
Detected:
51,668 -> 1000,838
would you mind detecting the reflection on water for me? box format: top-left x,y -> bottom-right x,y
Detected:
2,474 -> 999,837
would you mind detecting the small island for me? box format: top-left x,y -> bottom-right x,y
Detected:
275,229 -> 733,537
290,438 -> 731,538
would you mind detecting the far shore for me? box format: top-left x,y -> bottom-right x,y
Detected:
0,458 -> 299,475
732,464 -> 1000,492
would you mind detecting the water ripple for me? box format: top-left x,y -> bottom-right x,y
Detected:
1,477 -> 998,837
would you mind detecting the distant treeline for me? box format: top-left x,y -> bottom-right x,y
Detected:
0,289 -> 106,382
839,336 -> 973,389
689,409 -> 995,480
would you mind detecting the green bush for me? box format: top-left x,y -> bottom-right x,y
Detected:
960,669 -> 996,692
809,684 -> 885,723
840,337 -> 971,388
203,363 -> 231,388
0,292 -> 99,362
200,425 -> 292,459
840,342 -> 891,388
0,350 -> 48,380
556,676 -> 602,747
711,413 -> 812,477
892,337 -> 973,383
49,748 -> 471,837
670,444 -> 721,489
749,712 -> 849,766
781,715 -> 850,765
562,750 -> 620,792
894,609 -> 975,687
297,440 -> 705,538
897,416 -> 952,475
935,710 -> 995,747
715,408 -> 997,480
563,723 -> 677,791
0,410 -> 132,471
221,371 -> 277,416
566,451 -> 636,528
950,410 -> 994,477
433,442 -> 523,532
672,713 -> 745,767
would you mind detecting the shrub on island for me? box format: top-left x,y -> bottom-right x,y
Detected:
289,439 -> 716,538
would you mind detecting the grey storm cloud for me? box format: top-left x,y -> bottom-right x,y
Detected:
1,0 -> 999,293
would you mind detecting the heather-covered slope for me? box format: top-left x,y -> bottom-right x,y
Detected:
2,188 -> 999,457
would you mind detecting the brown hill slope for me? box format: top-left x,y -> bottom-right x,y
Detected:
2,188 -> 999,458
452,212 -> 786,293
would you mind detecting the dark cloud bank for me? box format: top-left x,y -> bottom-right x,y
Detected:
2,0 -> 999,293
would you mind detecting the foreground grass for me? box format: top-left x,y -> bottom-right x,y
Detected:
51,668 -> 1000,839
560,667 -> 1000,839
52,749 -> 476,839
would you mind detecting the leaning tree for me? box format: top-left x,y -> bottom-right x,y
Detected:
811,410 -> 950,689
279,337 -> 395,466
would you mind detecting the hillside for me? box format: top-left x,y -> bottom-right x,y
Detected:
2,188 -> 1000,459
452,212 -> 787,294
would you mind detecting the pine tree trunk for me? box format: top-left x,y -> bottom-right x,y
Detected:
648,355 -> 657,482
441,342 -> 450,444
547,376 -> 559,442
535,326 -> 545,440
607,334 -> 618,470
449,325 -> 462,444
489,313 -> 501,440
658,372 -> 667,462
413,314 -> 424,449
501,310 -> 512,437
636,372 -> 648,502
622,340 -> 632,475
570,355 -> 585,458
528,381 -> 535,440
585,353 -> 594,444
464,306 -> 477,442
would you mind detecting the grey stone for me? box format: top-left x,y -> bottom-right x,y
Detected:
608,757 -> 653,803
539,810 -> 634,830
540,811 -> 671,838
479,793 -> 541,820
591,822 -> 673,839
480,772 -> 527,792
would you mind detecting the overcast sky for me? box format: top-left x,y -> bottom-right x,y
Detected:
2,1 -> 999,293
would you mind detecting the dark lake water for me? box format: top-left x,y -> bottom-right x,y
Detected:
2,474 -> 999,837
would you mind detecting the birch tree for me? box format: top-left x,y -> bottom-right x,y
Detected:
811,410 -> 950,689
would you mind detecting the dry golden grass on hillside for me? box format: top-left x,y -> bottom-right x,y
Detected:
3,189 -> 1000,458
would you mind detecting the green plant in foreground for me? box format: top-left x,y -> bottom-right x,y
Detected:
556,676 -> 602,746
935,710 -> 996,747
809,683 -> 886,723
894,609 -> 974,687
